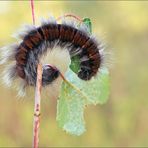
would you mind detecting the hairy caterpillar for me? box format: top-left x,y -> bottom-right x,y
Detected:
0,16 -> 105,95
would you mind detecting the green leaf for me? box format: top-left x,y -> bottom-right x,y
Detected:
56,81 -> 86,136
64,68 -> 110,105
83,18 -> 92,34
57,68 -> 110,135
69,56 -> 80,74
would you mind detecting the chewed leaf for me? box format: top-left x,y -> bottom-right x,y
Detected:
56,81 -> 86,136
64,68 -> 110,105
81,68 -> 110,105
57,68 -> 110,135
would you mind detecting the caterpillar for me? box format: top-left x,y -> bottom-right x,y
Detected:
0,16 -> 105,95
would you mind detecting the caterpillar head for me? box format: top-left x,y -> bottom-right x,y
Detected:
42,64 -> 60,86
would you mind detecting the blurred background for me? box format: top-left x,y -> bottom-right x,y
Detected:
0,1 -> 148,147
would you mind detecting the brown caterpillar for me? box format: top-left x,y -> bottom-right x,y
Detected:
0,16 -> 104,95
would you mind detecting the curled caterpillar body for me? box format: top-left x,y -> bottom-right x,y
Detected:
0,16 -> 104,93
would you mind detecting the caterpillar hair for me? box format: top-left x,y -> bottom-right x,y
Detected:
0,15 -> 106,96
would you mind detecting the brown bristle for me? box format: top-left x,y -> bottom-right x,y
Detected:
29,30 -> 43,46
15,45 -> 28,66
59,24 -> 76,42
16,65 -> 25,79
82,38 -> 94,49
19,45 -> 28,53
41,25 -> 50,40
72,30 -> 89,47
51,24 -> 59,39
59,25 -> 68,42
23,37 -> 34,50
89,52 -> 100,60
41,24 -> 59,41
16,55 -> 26,65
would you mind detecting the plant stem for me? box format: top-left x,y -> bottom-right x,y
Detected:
57,13 -> 83,23
30,0 -> 35,25
59,71 -> 88,101
33,64 -> 42,148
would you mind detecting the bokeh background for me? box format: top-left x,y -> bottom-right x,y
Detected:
0,1 -> 148,147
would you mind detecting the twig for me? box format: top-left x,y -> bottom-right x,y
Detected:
30,0 -> 41,147
59,71 -> 88,101
30,0 -> 35,25
33,64 -> 42,148
57,13 -> 83,23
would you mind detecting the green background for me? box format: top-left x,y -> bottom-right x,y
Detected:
0,1 -> 148,147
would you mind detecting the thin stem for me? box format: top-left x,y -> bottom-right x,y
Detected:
57,13 -> 83,23
30,0 -> 35,25
59,72 -> 88,101
30,0 -> 41,147
33,64 -> 42,148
